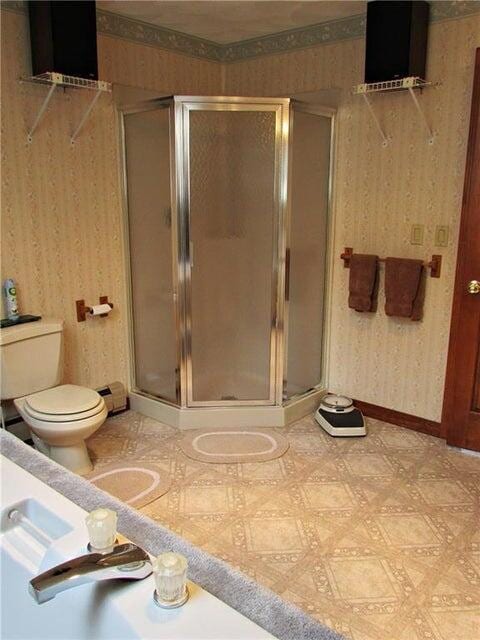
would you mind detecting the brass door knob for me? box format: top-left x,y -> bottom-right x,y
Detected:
467,280 -> 480,294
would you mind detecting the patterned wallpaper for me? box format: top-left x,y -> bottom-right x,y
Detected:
2,6 -> 479,421
0,9 -> 222,390
226,14 -> 480,421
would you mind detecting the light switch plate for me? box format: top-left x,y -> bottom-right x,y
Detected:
435,225 -> 449,247
410,224 -> 424,245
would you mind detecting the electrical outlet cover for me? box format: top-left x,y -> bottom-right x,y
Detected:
435,225 -> 449,247
410,224 -> 424,245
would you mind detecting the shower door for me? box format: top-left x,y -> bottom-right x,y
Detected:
174,97 -> 290,406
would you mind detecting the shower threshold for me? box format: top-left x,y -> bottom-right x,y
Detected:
128,388 -> 326,430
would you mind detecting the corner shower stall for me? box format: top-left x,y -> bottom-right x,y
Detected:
120,95 -> 333,427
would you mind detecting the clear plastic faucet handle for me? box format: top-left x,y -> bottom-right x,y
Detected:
153,552 -> 189,608
85,508 -> 117,551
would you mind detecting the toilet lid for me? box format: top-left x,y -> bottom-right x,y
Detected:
25,384 -> 103,416
23,399 -> 106,423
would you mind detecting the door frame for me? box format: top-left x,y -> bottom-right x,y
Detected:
441,48 -> 480,449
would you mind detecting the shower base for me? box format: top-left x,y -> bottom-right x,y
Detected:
129,388 -> 326,430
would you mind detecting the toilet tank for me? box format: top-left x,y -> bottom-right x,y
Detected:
0,319 -> 64,400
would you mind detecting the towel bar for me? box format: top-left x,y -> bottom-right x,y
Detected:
340,248 -> 442,278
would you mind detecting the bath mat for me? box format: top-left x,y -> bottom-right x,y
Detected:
180,428 -> 289,464
86,463 -> 171,508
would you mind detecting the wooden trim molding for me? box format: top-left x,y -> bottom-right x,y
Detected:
353,399 -> 442,438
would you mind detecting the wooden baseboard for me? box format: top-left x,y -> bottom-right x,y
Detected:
353,399 -> 442,438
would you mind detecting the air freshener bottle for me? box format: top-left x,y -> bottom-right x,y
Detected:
3,279 -> 19,320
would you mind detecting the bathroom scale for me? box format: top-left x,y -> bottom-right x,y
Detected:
315,394 -> 367,437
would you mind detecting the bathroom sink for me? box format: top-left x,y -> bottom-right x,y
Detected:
0,457 -> 275,640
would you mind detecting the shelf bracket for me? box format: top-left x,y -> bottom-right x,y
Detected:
70,89 -> 103,144
27,83 -> 57,143
408,87 -> 434,144
362,93 -> 388,147
21,73 -> 111,143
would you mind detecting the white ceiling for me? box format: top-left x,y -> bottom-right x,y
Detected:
97,1 -> 366,45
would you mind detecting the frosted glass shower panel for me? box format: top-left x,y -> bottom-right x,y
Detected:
124,106 -> 178,402
284,110 -> 331,398
188,109 -> 277,403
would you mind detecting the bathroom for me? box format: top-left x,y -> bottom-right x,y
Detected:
1,1 -> 479,639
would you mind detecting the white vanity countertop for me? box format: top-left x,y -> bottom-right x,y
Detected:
0,455 -> 276,640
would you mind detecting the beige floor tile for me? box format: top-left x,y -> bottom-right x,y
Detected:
180,485 -> 233,514
413,479 -> 475,506
428,607 -> 480,640
342,453 -> 396,478
375,513 -> 443,548
433,561 -> 480,595
377,429 -> 429,450
467,550 -> 480,574
245,517 -> 307,553
281,583 -> 391,639
398,614 -> 443,640
287,432 -> 336,456
445,451 -> 480,474
325,556 -> 399,601
301,481 -> 358,511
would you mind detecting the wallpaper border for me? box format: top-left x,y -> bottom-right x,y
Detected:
95,8 -> 223,62
1,1 -> 479,62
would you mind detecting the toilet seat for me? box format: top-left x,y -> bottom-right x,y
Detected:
24,384 -> 105,423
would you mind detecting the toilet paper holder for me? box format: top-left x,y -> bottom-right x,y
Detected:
76,296 -> 114,322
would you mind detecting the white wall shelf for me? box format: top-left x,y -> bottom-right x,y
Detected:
353,76 -> 434,146
20,72 -> 111,144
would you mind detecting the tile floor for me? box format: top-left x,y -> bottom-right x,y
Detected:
86,411 -> 480,640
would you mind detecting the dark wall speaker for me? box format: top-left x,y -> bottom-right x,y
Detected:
28,1 -> 98,80
364,1 -> 429,84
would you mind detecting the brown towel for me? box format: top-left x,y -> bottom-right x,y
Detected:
384,258 -> 425,320
348,254 -> 379,312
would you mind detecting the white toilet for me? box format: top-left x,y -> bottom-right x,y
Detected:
0,319 -> 107,475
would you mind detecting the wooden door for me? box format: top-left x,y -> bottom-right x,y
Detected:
442,48 -> 480,451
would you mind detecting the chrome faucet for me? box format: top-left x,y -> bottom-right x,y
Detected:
29,543 -> 153,604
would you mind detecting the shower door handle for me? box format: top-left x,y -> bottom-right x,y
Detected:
285,248 -> 290,302
189,241 -> 194,269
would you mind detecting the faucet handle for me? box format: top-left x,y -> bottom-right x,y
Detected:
153,552 -> 189,609
86,508 -> 117,552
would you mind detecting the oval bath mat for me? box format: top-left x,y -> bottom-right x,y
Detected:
180,428 -> 289,464
86,463 -> 171,508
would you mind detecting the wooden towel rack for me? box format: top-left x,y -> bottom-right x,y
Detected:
340,247 -> 442,278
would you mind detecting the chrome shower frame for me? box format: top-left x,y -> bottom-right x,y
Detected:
118,95 -> 335,427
